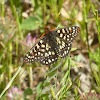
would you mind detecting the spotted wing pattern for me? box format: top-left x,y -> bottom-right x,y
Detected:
24,36 -> 58,65
39,47 -> 58,65
55,26 -> 80,43
24,26 -> 80,66
60,43 -> 72,58
53,26 -> 80,58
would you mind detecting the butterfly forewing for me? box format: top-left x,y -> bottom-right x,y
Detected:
24,36 -> 47,63
24,35 -> 59,65
55,26 -> 80,43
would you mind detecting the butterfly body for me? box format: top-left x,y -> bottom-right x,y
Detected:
24,26 -> 80,66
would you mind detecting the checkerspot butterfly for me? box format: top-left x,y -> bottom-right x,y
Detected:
24,26 -> 80,66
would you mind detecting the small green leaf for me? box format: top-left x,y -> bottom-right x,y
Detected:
24,97 -> 30,100
24,88 -> 33,96
51,87 -> 55,99
21,16 -> 42,30
43,82 -> 51,87
41,93 -> 49,97
74,88 -> 78,96
71,47 -> 77,51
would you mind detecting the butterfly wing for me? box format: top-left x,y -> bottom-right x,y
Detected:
59,43 -> 72,58
52,26 -> 80,58
54,35 -> 72,58
39,46 -> 58,65
55,26 -> 80,44
24,36 -> 47,63
24,35 -> 58,65
24,26 -> 80,65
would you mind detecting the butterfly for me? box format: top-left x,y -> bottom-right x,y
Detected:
24,26 -> 80,66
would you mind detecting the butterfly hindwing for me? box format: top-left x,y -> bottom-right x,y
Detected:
39,47 -> 58,66
54,35 -> 72,58
59,43 -> 72,58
